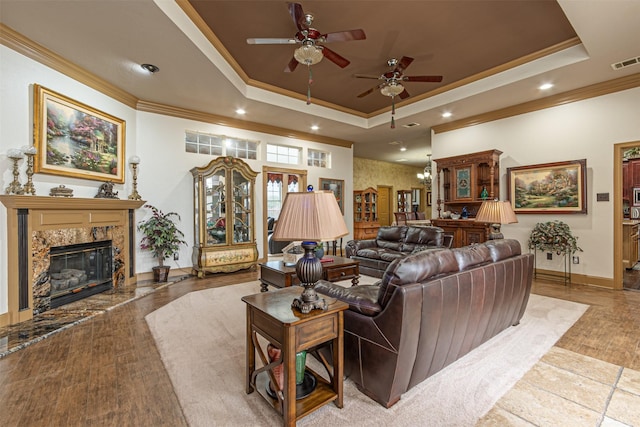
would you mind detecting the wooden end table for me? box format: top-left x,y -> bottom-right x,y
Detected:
243,287 -> 348,426
259,256 -> 359,292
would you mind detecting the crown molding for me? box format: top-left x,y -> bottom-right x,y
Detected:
137,100 -> 353,148
432,72 -> 640,134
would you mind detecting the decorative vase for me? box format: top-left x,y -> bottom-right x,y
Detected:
152,265 -> 171,283
480,186 -> 489,200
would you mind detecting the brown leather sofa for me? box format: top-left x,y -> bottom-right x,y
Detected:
315,239 -> 533,408
345,225 -> 452,278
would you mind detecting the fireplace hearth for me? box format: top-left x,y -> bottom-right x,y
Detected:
49,240 -> 114,308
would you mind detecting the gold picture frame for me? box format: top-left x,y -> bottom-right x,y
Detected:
33,84 -> 126,183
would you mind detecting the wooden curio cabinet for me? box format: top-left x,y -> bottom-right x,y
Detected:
191,156 -> 259,277
354,187 -> 380,240
397,190 -> 411,212
433,149 -> 502,217
431,149 -> 502,248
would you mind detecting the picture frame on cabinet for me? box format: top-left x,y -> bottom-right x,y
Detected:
427,191 -> 432,206
633,188 -> 640,206
319,178 -> 344,214
33,84 -> 126,183
454,166 -> 472,200
507,159 -> 587,214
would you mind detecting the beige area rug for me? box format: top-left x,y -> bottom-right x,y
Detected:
145,279 -> 588,427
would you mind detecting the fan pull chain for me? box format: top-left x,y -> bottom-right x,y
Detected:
391,96 -> 396,129
306,65 -> 313,105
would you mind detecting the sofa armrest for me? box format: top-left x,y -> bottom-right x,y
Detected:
345,239 -> 377,257
315,280 -> 382,316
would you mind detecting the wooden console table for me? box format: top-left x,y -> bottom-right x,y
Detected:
243,287 -> 348,426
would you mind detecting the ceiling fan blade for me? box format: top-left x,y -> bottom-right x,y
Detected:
398,89 -> 411,99
288,2 -> 306,31
357,86 -> 378,98
403,75 -> 444,82
353,74 -> 382,80
323,29 -> 366,43
247,38 -> 297,45
284,56 -> 299,73
396,56 -> 414,73
322,47 -> 350,68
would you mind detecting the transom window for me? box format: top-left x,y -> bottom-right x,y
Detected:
185,131 -> 258,160
308,149 -> 330,168
266,144 -> 300,165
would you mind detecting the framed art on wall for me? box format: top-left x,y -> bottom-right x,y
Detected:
33,84 -> 126,183
319,178 -> 344,214
507,159 -> 587,214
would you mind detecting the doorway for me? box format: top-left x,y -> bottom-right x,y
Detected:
261,166 -> 307,259
377,185 -> 392,226
617,142 -> 640,291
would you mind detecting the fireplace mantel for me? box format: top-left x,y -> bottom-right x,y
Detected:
1,195 -> 146,326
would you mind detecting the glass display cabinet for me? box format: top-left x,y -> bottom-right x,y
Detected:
191,156 -> 259,277
353,187 -> 380,240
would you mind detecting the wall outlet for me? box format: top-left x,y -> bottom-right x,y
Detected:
174,252 -> 179,261
572,256 -> 580,264
546,253 -> 552,260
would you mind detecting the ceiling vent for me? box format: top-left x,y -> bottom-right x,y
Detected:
611,56 -> 640,70
403,122 -> 421,128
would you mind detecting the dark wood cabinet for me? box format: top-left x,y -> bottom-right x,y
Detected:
354,188 -> 380,240
431,219 -> 491,248
433,149 -> 502,218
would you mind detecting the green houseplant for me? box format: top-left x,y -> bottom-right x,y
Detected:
138,204 -> 187,282
528,220 -> 583,255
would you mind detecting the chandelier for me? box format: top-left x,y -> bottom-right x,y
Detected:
417,154 -> 433,190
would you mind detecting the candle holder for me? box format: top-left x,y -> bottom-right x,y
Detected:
5,148 -> 24,195
128,155 -> 142,200
21,145 -> 37,195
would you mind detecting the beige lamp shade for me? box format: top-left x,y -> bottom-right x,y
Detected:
271,191 -> 348,242
476,200 -> 518,224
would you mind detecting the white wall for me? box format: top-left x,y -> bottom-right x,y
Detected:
432,87 -> 640,282
0,45 -> 353,317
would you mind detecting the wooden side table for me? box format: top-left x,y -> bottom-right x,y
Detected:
259,257 -> 359,292
242,287 -> 348,426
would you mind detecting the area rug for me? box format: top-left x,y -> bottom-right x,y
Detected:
145,280 -> 588,426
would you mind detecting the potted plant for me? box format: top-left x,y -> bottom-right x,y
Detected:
138,204 -> 187,282
528,220 -> 583,255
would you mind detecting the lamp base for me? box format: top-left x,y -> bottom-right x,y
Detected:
292,289 -> 327,314
488,223 -> 504,240
292,242 -> 326,314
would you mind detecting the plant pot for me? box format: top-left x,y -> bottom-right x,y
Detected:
153,265 -> 171,283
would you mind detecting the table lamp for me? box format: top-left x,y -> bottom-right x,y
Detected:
271,190 -> 348,313
475,199 -> 518,239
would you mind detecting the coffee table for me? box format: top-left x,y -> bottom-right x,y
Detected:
259,256 -> 359,292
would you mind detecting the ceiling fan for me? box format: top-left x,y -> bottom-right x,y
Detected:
355,57 -> 443,128
247,2 -> 366,72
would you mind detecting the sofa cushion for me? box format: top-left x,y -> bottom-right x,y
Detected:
452,244 -> 492,271
379,250 -> 407,263
484,239 -> 522,262
377,249 -> 458,307
314,281 -> 382,316
403,226 -> 443,246
376,226 -> 407,251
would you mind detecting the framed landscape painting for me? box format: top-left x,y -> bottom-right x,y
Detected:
507,159 -> 587,214
33,84 -> 126,183
319,178 -> 344,214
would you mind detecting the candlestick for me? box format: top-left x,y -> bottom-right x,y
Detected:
128,156 -> 142,200
5,148 -> 24,195
21,145 -> 37,195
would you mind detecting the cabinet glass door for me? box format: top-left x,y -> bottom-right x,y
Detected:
232,170 -> 251,244
206,170 -> 226,245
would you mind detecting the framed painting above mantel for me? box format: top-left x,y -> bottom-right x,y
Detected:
507,159 -> 587,214
33,84 -> 126,183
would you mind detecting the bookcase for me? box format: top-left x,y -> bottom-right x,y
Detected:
353,187 -> 380,240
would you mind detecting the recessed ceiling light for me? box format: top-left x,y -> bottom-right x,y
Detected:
140,63 -> 159,73
442,112 -> 452,118
310,125 -> 319,131
235,108 -> 246,115
539,83 -> 554,90
400,147 -> 407,152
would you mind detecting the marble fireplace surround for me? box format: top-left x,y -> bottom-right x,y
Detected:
0,195 -> 145,326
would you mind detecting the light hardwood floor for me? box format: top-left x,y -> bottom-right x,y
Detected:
0,271 -> 639,426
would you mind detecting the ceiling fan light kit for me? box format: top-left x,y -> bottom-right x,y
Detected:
293,44 -> 323,66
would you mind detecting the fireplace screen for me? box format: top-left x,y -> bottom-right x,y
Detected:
49,240 -> 113,308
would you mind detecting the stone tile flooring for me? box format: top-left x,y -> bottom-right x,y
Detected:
478,346 -> 640,426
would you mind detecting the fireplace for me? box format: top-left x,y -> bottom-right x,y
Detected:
49,240 -> 114,308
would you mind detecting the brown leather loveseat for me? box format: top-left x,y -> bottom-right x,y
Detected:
345,225 -> 452,278
315,239 -> 533,408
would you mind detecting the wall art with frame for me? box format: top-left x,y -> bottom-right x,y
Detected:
319,178 -> 344,214
33,84 -> 126,183
507,159 -> 587,214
